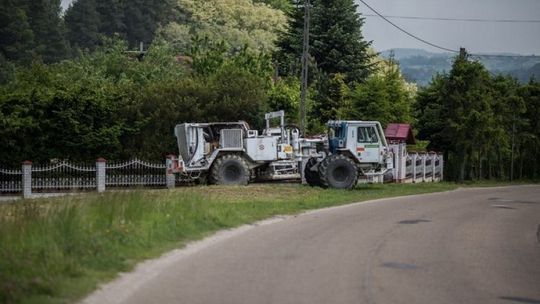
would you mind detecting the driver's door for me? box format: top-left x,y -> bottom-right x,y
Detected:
356,125 -> 381,163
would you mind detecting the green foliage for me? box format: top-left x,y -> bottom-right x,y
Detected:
351,61 -> 415,126
95,0 -> 126,38
267,77 -> 301,123
276,0 -> 374,83
188,37 -> 275,80
274,0 -> 305,76
161,0 -> 287,53
64,0 -> 172,51
0,39 -> 182,164
0,37 -> 274,164
126,65 -> 269,158
310,0 -> 374,84
254,0 -> 292,12
26,0 -> 70,63
0,0 -> 69,63
0,0 -> 35,62
312,73 -> 351,122
64,0 -> 101,51
416,52 -> 540,181
123,0 -> 173,48
275,0 -> 375,126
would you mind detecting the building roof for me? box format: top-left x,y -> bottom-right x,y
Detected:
385,123 -> 416,144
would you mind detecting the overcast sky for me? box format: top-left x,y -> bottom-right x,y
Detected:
356,0 -> 540,55
61,0 -> 540,55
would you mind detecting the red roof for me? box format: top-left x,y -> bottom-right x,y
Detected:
385,123 -> 416,144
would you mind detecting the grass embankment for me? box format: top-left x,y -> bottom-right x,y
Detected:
1,182 -> 462,303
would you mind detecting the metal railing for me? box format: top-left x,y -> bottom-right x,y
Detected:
31,162 -> 97,191
1,157 -> 176,198
106,158 -> 166,187
0,168 -> 22,193
389,143 -> 444,183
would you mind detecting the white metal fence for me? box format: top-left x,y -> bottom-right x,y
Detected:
0,168 -> 22,193
401,152 -> 443,183
31,162 -> 97,191
0,157 -> 175,198
105,159 -> 167,187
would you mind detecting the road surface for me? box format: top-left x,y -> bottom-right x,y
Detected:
84,185 -> 540,304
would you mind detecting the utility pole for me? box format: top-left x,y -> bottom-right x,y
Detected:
300,0 -> 311,136
459,47 -> 467,58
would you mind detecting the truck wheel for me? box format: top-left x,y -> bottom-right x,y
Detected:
319,154 -> 358,189
304,158 -> 321,187
210,154 -> 250,186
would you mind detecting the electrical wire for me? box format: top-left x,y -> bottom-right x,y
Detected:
357,0 -> 459,53
358,0 -> 540,58
363,14 -> 540,23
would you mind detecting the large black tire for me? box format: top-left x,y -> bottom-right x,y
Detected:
304,158 -> 321,187
318,154 -> 358,189
209,154 -> 250,185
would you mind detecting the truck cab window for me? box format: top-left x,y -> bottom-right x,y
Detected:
358,126 -> 379,143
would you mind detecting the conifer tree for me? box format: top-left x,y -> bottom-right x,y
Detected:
310,0 -> 374,84
276,0 -> 374,83
123,0 -> 171,48
274,0 -> 305,76
64,0 -> 102,51
96,0 -> 126,39
26,0 -> 70,62
0,0 -> 35,62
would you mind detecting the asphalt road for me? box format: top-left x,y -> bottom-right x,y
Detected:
86,185 -> 540,304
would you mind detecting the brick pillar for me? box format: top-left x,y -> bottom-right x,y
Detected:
22,161 -> 32,199
166,155 -> 176,189
96,158 -> 106,193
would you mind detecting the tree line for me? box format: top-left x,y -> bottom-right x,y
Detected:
0,0 -> 538,180
416,51 -> 540,181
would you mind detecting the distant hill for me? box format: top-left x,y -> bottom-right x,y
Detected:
380,48 -> 450,60
380,48 -> 540,86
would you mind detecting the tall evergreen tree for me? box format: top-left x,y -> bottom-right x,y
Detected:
26,0 -> 70,62
96,0 -> 126,39
0,0 -> 35,62
274,0 -> 305,76
124,0 -> 171,48
310,0 -> 374,84
415,52 -> 519,181
276,0 -> 373,82
64,0 -> 101,51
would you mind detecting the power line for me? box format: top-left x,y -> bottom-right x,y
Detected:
358,0 -> 458,53
363,14 -> 540,23
358,0 -> 540,58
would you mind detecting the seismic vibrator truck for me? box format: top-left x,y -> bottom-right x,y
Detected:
168,111 -> 392,189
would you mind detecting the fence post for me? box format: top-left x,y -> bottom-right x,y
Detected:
166,155 -> 176,189
22,161 -> 32,199
421,153 -> 426,182
96,158 -> 106,193
440,153 -> 444,181
411,153 -> 418,184
431,152 -> 436,182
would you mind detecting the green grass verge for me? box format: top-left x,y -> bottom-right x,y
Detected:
0,182 -> 503,303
